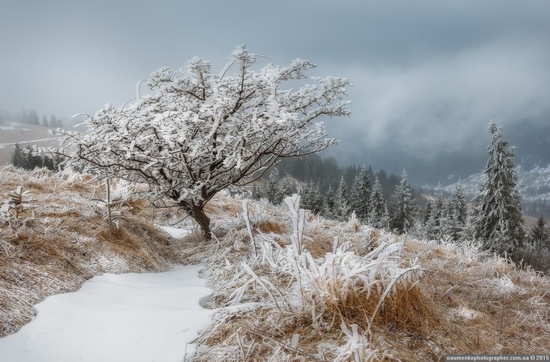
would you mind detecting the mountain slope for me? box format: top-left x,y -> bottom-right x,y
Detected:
438,165 -> 550,216
0,122 -> 62,166
1,166 -> 549,360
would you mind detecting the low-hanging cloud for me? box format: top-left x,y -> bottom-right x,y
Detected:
330,37 -> 550,161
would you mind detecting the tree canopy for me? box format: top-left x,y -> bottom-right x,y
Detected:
51,46 -> 351,239
474,121 -> 524,254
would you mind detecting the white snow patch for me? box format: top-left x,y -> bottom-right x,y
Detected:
0,265 -> 213,362
450,306 -> 485,320
159,225 -> 191,239
495,274 -> 519,294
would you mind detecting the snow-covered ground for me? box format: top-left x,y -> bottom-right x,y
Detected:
0,227 -> 213,362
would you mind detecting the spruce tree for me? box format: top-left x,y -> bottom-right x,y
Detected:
322,185 -> 336,219
474,121 -> 525,254
448,184 -> 468,241
529,215 -> 548,248
390,171 -> 417,234
426,191 -> 445,240
334,176 -> 351,221
350,167 -> 371,222
279,177 -> 296,199
421,202 -> 432,226
301,180 -> 323,214
10,144 -> 25,168
369,176 -> 388,229
262,173 -> 283,205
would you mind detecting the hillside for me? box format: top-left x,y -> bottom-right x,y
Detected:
1,166 -> 549,361
435,165 -> 550,217
0,122 -> 63,166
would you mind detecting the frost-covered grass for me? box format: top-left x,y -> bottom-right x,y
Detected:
194,196 -> 550,361
403,237 -> 550,357
194,196 -> 434,361
0,166 -> 193,337
1,166 -> 549,361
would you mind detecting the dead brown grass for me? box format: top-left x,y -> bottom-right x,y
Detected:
318,282 -> 439,339
3,166 -> 549,360
198,213 -> 550,361
401,240 -> 550,357
304,232 -> 334,258
0,166 -> 197,337
257,220 -> 287,235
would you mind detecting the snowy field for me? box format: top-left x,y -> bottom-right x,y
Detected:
0,265 -> 213,362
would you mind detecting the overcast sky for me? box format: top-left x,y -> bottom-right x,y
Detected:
2,0 -> 550,182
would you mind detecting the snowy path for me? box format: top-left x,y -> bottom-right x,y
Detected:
0,265 -> 213,362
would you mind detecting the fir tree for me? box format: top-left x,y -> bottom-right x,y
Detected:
426,191 -> 445,240
368,176 -> 387,229
262,172 -> 284,205
279,177 -> 297,199
529,215 -> 548,248
322,185 -> 336,219
50,114 -> 63,129
334,176 -> 351,221
251,184 -> 261,200
474,121 -> 525,254
424,202 -> 432,224
448,184 -> 468,241
350,167 -> 371,222
440,200 -> 456,240
390,171 -> 417,234
301,180 -> 323,214
10,144 -> 26,168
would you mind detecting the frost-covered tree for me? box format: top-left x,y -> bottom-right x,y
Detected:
368,176 -> 388,229
48,46 -> 350,240
262,173 -> 283,205
280,177 -> 297,199
390,171 -> 416,234
529,215 -> 548,248
473,121 -> 524,254
300,180 -> 323,214
322,185 -> 336,220
261,173 -> 297,205
425,191 -> 445,240
447,184 -> 468,241
349,166 -> 371,222
334,176 -> 351,221
421,202 -> 432,225
10,144 -> 26,169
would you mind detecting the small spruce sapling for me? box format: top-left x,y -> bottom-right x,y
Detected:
7,186 -> 33,220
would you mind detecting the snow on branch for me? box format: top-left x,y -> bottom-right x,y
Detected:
40,46 -> 350,240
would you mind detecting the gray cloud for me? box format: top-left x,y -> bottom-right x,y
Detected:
332,37 -> 550,157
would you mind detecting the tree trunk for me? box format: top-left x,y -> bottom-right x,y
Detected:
190,203 -> 212,240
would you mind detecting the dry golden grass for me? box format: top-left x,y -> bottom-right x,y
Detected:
304,232 -> 334,258
257,220 -> 287,235
0,166 -> 196,337
400,240 -> 550,357
196,204 -> 550,361
2,166 -> 549,361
